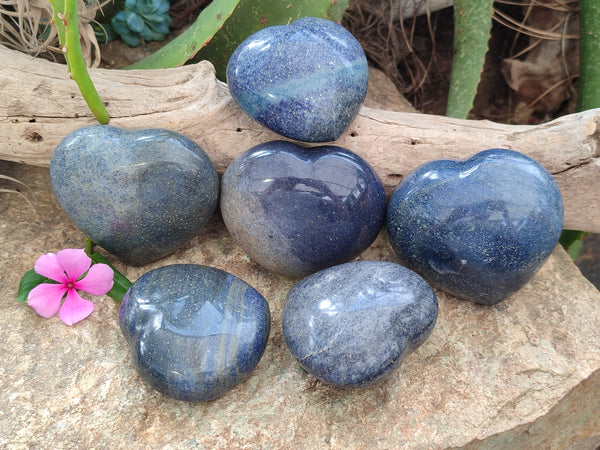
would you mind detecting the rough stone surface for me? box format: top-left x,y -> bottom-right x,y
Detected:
120,264 -> 270,402
1,161 -> 599,448
283,261 -> 438,388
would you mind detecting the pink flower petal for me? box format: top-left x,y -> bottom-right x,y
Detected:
74,263 -> 114,296
27,283 -> 68,318
59,289 -> 94,326
34,252 -> 68,283
55,248 -> 91,282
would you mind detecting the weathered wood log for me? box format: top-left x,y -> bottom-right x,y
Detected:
1,46 -> 598,233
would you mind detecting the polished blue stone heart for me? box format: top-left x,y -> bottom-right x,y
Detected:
220,140 -> 387,277
226,17 -> 368,142
49,125 -> 219,266
283,260 -> 438,388
119,264 -> 270,402
387,149 -> 564,305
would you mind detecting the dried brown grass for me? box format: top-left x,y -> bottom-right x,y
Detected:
344,0 -> 579,118
0,0 -> 109,67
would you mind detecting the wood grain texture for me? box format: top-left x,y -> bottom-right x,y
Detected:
1,46 -> 598,232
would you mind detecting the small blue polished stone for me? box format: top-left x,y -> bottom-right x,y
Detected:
119,264 -> 271,402
49,125 -> 219,266
387,149 -> 564,305
221,140 -> 387,277
282,260 -> 438,388
226,17 -> 368,142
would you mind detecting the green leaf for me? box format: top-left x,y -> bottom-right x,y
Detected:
17,270 -> 54,303
560,230 -> 589,260
90,253 -> 132,303
127,0 -> 242,69
566,237 -> 584,260
193,0 -> 350,80
127,13 -> 145,33
445,0 -> 494,118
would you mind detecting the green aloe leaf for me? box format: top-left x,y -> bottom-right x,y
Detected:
194,0 -> 350,80
127,0 -> 242,69
559,0 -> 600,258
128,0 -> 349,73
17,270 -> 54,303
445,0 -> 494,118
577,0 -> 600,112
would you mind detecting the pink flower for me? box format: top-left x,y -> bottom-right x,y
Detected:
27,249 -> 114,325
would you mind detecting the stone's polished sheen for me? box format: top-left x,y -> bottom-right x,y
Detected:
283,261 -> 438,388
49,125 -> 219,266
387,149 -> 564,305
221,141 -> 387,277
119,264 -> 271,402
226,17 -> 368,143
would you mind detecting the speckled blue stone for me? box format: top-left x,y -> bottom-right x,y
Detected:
226,17 -> 368,143
119,264 -> 270,402
282,260 -> 438,388
220,140 -> 387,277
49,125 -> 219,266
387,149 -> 564,305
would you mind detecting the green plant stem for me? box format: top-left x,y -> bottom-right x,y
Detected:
49,0 -> 109,123
85,237 -> 94,256
577,0 -> 600,112
445,0 -> 494,119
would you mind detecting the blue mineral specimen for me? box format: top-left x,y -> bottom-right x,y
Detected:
386,149 -> 564,304
119,264 -> 271,402
282,260 -> 438,388
49,125 -> 219,266
226,17 -> 368,142
220,140 -> 386,277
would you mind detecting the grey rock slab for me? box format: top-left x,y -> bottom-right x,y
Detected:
1,163 -> 599,448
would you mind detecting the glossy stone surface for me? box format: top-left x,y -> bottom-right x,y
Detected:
387,149 -> 564,305
221,141 -> 386,277
226,17 -> 368,142
49,125 -> 219,266
282,260 -> 438,388
119,264 -> 270,402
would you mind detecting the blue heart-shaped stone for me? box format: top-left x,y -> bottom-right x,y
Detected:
283,260 -> 438,388
386,149 -> 564,304
226,17 -> 368,142
119,264 -> 270,402
49,125 -> 219,265
221,140 -> 386,277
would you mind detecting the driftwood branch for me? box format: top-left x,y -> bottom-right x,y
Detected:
1,46 -> 599,233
